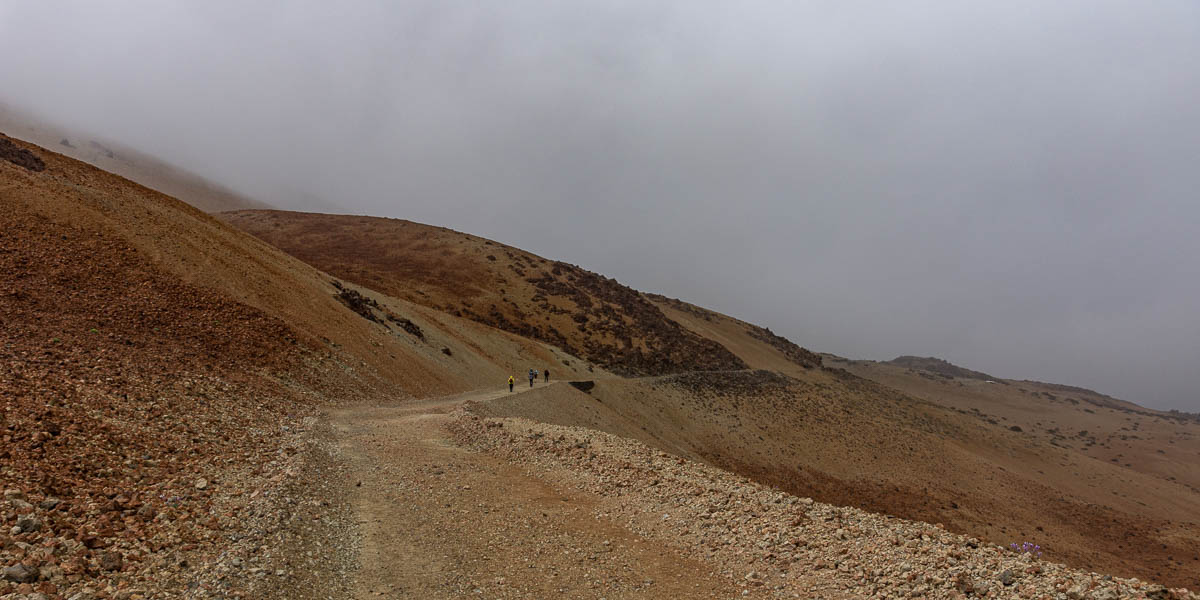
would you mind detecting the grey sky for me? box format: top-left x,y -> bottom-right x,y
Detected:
2,1 -> 1198,410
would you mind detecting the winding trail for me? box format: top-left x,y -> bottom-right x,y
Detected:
333,383 -> 766,599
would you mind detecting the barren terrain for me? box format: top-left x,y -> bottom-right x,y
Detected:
221,210 -> 745,376
221,208 -> 1200,590
0,133 -> 596,598
3,131 -> 1198,599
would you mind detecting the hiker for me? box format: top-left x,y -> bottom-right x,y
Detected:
544,368 -> 550,382
508,375 -> 515,392
528,369 -> 535,387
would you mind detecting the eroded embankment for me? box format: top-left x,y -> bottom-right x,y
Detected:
448,409 -> 1196,600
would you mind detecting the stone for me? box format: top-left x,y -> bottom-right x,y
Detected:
2,563 -> 38,583
15,516 -> 42,533
194,478 -> 208,490
999,569 -> 1014,586
38,565 -> 64,581
98,551 -> 123,572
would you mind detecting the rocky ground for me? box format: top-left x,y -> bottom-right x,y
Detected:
449,409 -> 1197,600
1,407 -> 357,600
0,205 -> 370,599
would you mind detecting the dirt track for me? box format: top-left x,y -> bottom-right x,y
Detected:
333,384 -> 766,599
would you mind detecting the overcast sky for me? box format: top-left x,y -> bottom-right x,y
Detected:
2,1 -> 1198,410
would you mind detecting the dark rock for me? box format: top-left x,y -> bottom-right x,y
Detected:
0,137 -> 46,172
2,563 -> 38,583
98,551 -> 123,572
998,569 -> 1015,586
332,285 -> 384,324
387,314 -> 425,340
15,516 -> 42,533
1144,585 -> 1170,600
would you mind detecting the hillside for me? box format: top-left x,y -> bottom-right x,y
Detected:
827,355 -> 1200,493
886,355 -> 999,381
0,105 -> 267,213
0,132 -> 604,599
220,209 -> 1199,589
6,131 -> 1199,597
220,210 -> 746,376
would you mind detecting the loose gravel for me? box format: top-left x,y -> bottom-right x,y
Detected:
449,409 -> 1197,600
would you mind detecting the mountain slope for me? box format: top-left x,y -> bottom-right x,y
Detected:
11,130 -> 1198,593
828,355 -> 1200,505
886,355 -> 999,381
0,104 -> 267,212
220,208 -> 1200,588
221,210 -> 746,376
0,132 -> 605,599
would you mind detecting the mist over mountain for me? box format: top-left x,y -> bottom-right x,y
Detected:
2,1 -> 1198,409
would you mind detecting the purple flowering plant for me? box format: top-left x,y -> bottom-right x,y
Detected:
1009,541 -> 1043,558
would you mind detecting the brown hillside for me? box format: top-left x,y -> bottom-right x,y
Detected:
221,210 -> 746,376
828,356 -> 1200,496
646,293 -> 822,373
475,366 -> 1200,589
220,208 -> 1200,587
0,132 -> 604,599
1,131 -> 370,599
887,355 -> 999,381
10,128 -> 1196,595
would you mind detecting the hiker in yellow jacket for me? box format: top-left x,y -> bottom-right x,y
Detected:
508,375 -> 515,392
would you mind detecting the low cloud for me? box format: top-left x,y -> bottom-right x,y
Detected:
2,1 -> 1197,409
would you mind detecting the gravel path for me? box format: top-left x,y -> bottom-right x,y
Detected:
332,384 -> 781,599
